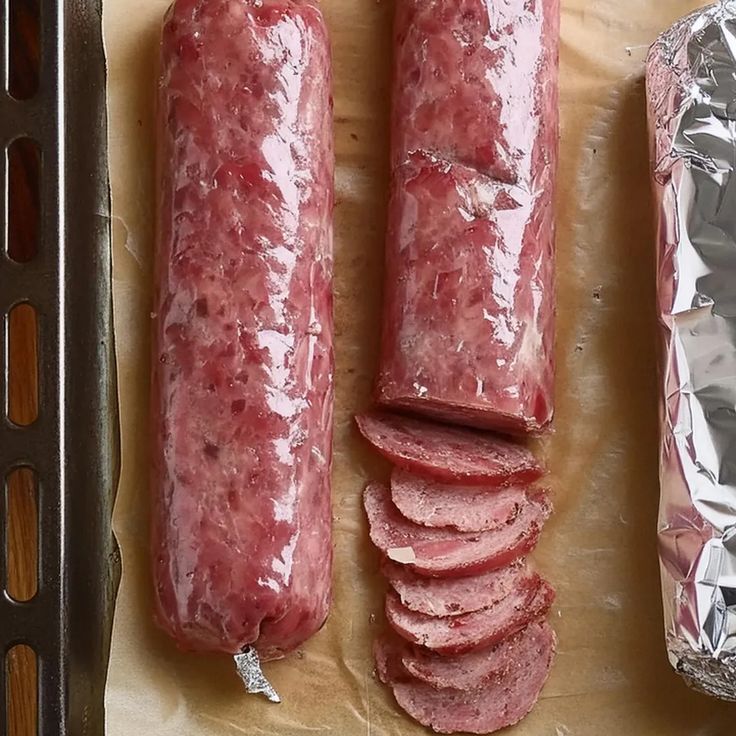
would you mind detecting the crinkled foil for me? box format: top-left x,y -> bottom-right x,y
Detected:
647,0 -> 736,702
234,648 -> 281,703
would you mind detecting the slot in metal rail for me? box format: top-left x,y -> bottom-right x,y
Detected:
0,0 -> 120,733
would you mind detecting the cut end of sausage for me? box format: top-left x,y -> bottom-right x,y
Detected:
374,148 -> 556,439
355,411 -> 543,486
364,482 -> 550,578
385,578 -> 554,655
377,393 -> 550,436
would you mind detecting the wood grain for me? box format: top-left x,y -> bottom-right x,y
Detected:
6,0 -> 41,733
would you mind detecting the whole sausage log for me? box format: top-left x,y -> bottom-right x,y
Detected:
376,0 -> 559,435
150,0 -> 334,678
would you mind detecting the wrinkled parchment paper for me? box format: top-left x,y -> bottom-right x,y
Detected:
104,0 -> 736,732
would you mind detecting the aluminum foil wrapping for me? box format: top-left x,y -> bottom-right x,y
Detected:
647,0 -> 736,702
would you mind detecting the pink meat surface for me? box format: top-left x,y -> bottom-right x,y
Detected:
376,153 -> 556,435
392,0 -> 559,183
402,619 -> 556,690
378,0 -> 560,436
391,467 -> 533,532
151,0 -> 334,659
385,581 -> 554,655
356,412 -> 543,486
382,559 -> 534,617
374,624 -> 556,735
365,482 -> 550,578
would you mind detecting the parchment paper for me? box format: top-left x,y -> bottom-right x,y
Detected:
103,0 -> 736,733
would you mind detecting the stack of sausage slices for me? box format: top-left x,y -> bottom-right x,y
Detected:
357,412 -> 555,735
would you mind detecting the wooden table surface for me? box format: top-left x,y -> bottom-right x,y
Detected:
7,1 -> 42,734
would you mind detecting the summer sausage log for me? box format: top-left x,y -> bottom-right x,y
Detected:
376,0 -> 560,434
390,0 -> 557,183
151,0 -> 334,662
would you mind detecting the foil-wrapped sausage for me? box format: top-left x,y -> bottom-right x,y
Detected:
648,0 -> 736,701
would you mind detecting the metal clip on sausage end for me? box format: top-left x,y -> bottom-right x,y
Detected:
234,647 -> 281,703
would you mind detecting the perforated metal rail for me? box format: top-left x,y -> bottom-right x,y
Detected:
0,1 -> 119,733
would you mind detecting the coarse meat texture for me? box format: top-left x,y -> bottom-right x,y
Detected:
356,411 -> 543,486
391,467 -> 533,533
374,623 -> 556,735
384,580 -> 554,654
382,558 -> 534,617
364,482 -> 550,578
391,0 -> 559,184
376,153 -> 556,435
401,619 -> 556,690
151,0 -> 334,659
378,0 -> 560,437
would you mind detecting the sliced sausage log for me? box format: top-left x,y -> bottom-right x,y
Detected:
377,0 -> 560,435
